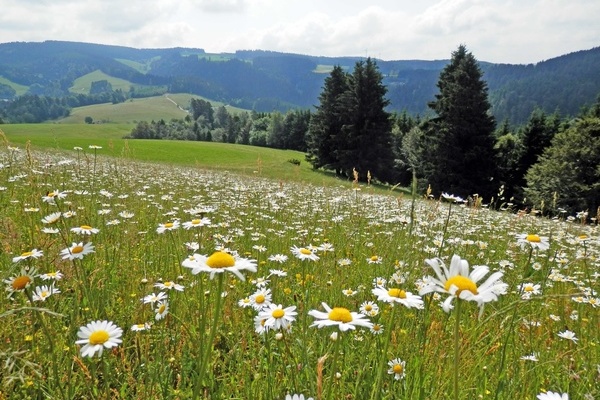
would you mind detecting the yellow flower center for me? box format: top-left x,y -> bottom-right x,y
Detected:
89,330 -> 109,345
21,251 -> 34,257
206,252 -> 235,269
158,304 -> 166,314
41,291 -> 49,297
364,304 -> 373,311
526,234 -> 541,243
444,276 -> 479,295
372,324 -> 382,331
12,276 -> 31,290
388,288 -> 407,298
164,282 -> 173,287
191,219 -> 200,225
72,245 -> 84,254
164,223 -> 174,228
81,225 -> 93,230
272,309 -> 285,318
136,324 -> 145,329
300,248 -> 312,255
393,364 -> 403,374
255,294 -> 265,304
578,235 -> 588,240
370,256 -> 379,262
48,192 -> 55,197
524,285 -> 534,292
328,307 -> 353,323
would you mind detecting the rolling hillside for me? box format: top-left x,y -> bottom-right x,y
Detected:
0,40 -> 599,124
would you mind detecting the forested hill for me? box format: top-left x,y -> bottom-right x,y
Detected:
0,40 -> 599,124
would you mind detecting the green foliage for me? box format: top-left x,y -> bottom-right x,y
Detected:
306,59 -> 396,183
424,45 -> 497,199
524,116 -> 600,216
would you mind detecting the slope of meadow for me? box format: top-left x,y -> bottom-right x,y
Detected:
0,138 -> 597,399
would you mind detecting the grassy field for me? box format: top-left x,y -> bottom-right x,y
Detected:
69,70 -> 136,94
0,76 -> 29,97
0,139 -> 597,400
0,124 -> 352,187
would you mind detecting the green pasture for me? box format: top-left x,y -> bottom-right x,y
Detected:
0,124 -> 350,187
0,76 -> 29,97
69,70 -> 134,94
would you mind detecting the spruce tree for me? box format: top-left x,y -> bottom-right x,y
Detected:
426,45 -> 497,199
305,65 -> 350,173
335,58 -> 395,182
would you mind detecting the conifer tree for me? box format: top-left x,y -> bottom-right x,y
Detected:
305,65 -> 350,173
425,45 -> 497,199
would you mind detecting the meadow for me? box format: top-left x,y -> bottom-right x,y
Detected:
0,133 -> 598,399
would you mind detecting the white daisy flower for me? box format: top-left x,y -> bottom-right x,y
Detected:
60,242 -> 95,260
372,286 -> 424,309
290,245 -> 319,261
31,284 -> 60,302
12,248 -> 43,263
75,320 -> 123,358
70,225 -> 100,235
387,358 -> 406,380
418,254 -> 507,314
182,251 -> 257,281
308,302 -> 373,332
537,391 -> 569,400
259,304 -> 298,331
516,234 -> 550,251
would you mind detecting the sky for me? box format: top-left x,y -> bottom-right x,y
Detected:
1,0 -> 599,64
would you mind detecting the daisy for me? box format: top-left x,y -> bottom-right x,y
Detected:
254,315 -> 268,334
40,271 -> 63,281
367,255 -> 382,264
252,245 -> 267,252
75,320 -> 123,358
520,353 -> 539,362
238,297 -> 252,308
181,251 -> 257,281
70,225 -> 100,235
516,234 -> 550,251
442,192 -> 465,203
285,395 -> 314,400
155,300 -> 169,321
268,269 -> 287,277
370,323 -> 384,335
557,330 -> 578,343
290,246 -> 319,261
359,301 -> 380,316
118,211 -> 135,219
156,221 -> 180,234
154,281 -> 184,291
387,358 -> 406,380
12,249 -> 43,263
31,284 -> 60,302
317,242 -> 335,252
42,190 -> 67,203
519,282 -> 542,299
342,288 -> 358,297
4,268 -> 37,295
308,302 -> 373,332
250,288 -> 272,311
418,254 -> 507,314
268,254 -> 288,263
41,212 -> 62,224
131,323 -> 151,332
60,242 -> 95,260
182,217 -> 211,229
259,304 -> 298,331
372,286 -> 424,309
42,227 -> 60,234
537,391 -> 569,400
142,292 -> 168,305
337,258 -> 352,267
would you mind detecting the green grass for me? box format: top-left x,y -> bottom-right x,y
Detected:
69,70 -> 135,94
0,124 -> 351,187
0,142 -> 597,399
0,76 -> 29,96
115,58 -> 158,74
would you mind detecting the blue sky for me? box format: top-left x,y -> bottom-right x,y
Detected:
1,0 -> 599,64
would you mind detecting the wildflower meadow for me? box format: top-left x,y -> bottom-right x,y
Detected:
0,142 -> 598,399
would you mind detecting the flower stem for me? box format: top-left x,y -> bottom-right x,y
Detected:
453,299 -> 461,400
192,273 -> 225,399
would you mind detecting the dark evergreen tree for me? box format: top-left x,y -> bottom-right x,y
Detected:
335,58 -> 395,182
426,45 -> 497,199
305,65 -> 350,173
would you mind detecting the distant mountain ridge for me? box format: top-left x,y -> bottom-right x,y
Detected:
0,40 -> 599,124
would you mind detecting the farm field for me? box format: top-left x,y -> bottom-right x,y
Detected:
0,131 -> 598,399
